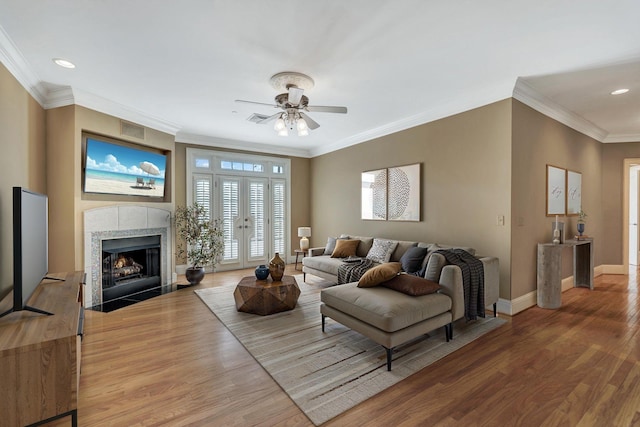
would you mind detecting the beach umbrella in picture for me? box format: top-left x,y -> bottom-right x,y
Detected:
140,161 -> 160,176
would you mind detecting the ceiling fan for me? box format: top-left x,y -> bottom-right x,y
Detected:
235,72 -> 347,136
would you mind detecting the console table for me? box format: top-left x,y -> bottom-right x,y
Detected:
537,239 -> 594,309
0,271 -> 84,426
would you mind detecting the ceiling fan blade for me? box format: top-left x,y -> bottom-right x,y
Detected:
299,112 -> 320,130
235,99 -> 278,108
256,112 -> 281,124
306,105 -> 348,114
288,87 -> 304,106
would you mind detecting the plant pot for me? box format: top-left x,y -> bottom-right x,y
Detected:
185,266 -> 206,285
577,222 -> 585,236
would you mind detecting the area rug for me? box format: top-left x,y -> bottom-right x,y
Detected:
195,277 -> 506,425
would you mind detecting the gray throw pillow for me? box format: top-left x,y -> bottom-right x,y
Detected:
423,252 -> 446,282
400,246 -> 428,273
323,237 -> 339,255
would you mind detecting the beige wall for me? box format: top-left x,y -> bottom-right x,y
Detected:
3,53 -> 635,308
173,142 -> 311,262
511,100 -> 603,300
310,99 -> 513,299
46,105 -> 176,273
601,143 -> 640,265
0,64 -> 46,298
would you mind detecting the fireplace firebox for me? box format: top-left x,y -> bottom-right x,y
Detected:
101,235 -> 162,309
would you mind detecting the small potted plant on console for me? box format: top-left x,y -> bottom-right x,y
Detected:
577,209 -> 587,238
175,203 -> 224,285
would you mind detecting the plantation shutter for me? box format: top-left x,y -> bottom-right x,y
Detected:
193,174 -> 212,222
248,179 -> 267,260
221,178 -> 240,262
272,179 -> 286,256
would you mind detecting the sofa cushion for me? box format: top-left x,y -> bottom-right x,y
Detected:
341,234 -> 374,257
303,255 -> 344,277
382,274 -> 441,296
366,238 -> 398,263
423,252 -> 446,282
331,239 -> 360,258
390,240 -> 418,262
399,246 -> 428,273
358,262 -> 401,288
323,237 -> 342,255
321,282 -> 452,332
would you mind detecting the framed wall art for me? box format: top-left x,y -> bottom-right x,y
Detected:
388,163 -> 421,221
546,165 -> 566,216
361,169 -> 387,220
566,170 -> 582,215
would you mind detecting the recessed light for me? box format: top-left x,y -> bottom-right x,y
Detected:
53,58 -> 76,69
611,88 -> 629,95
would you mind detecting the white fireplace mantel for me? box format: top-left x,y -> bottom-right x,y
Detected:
83,206 -> 173,308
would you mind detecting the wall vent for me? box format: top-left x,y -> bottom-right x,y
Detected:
121,121 -> 145,139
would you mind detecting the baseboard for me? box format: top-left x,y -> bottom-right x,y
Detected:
500,264 -> 618,315
601,264 -> 625,275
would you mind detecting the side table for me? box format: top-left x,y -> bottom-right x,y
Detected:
233,275 -> 300,315
294,249 -> 308,270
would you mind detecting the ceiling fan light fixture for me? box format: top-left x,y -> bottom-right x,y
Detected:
296,117 -> 308,131
278,128 -> 289,137
297,128 -> 309,137
274,115 -> 286,131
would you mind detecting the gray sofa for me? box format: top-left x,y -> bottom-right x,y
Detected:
303,234 -> 500,370
303,234 -> 500,315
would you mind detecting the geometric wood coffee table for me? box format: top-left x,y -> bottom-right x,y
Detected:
233,275 -> 300,316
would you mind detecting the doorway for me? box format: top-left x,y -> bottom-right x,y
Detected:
623,159 -> 640,273
186,148 -> 291,272
218,175 -> 269,270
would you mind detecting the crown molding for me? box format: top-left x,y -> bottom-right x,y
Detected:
42,85 -> 75,109
602,133 -> 640,143
71,88 -> 181,135
512,78 -> 609,142
176,132 -> 312,158
0,25 -> 47,105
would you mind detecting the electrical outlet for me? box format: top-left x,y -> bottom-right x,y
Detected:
496,215 -> 505,226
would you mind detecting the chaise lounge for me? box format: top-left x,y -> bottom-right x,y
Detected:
305,234 -> 500,370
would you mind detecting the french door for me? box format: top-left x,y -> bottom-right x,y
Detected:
188,148 -> 290,272
218,175 -> 269,270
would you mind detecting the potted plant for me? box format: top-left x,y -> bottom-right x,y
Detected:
175,203 -> 224,285
577,209 -> 587,237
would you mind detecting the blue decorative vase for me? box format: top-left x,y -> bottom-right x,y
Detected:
577,222 -> 585,236
255,264 -> 269,280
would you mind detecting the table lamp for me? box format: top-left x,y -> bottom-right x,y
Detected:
298,227 -> 311,250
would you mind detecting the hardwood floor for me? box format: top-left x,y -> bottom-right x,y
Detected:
48,267 -> 640,426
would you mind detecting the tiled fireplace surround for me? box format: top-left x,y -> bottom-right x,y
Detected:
83,206 -> 173,308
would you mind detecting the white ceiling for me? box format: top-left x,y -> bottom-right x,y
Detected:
1,1 -> 639,157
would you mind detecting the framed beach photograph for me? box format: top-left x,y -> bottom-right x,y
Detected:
361,169 -> 387,220
566,170 -> 582,216
388,163 -> 421,221
546,165 -> 566,216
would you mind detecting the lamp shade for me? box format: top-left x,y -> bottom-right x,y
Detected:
298,227 -> 311,250
297,227 -> 311,237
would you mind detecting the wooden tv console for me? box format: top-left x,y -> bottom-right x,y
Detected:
0,271 -> 84,427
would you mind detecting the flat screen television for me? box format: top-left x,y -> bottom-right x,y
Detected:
0,187 -> 54,318
83,135 -> 168,199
